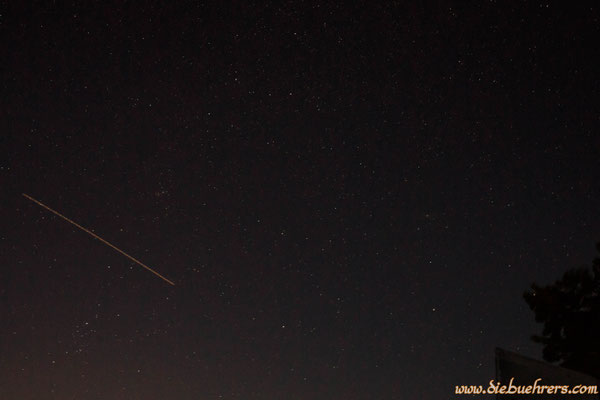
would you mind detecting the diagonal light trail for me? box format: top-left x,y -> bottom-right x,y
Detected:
22,193 -> 175,286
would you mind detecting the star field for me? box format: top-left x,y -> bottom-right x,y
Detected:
2,2 -> 600,399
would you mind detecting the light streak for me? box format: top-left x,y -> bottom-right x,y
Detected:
22,193 -> 175,286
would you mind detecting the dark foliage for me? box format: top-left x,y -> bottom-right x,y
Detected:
524,243 -> 600,378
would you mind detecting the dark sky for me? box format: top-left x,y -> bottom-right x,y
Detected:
2,2 -> 599,399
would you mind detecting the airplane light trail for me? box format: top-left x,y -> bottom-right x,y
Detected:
22,193 -> 175,286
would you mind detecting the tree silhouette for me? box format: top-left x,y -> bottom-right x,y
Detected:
523,242 -> 600,379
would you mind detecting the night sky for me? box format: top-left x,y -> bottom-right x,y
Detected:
2,2 -> 600,399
